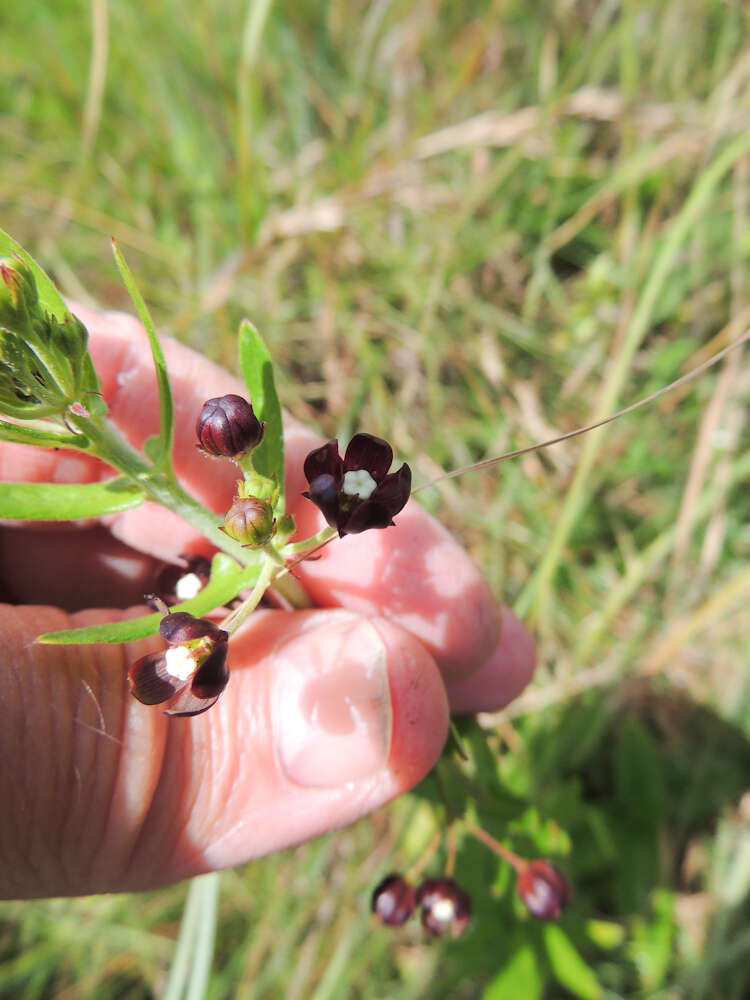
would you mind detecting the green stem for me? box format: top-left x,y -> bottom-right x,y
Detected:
67,413 -> 258,568
67,412 -> 316,612
281,525 -> 336,557
223,557 -> 277,635
269,567 -> 312,609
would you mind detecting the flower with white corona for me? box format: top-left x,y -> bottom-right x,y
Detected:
302,433 -> 411,537
128,612 -> 229,717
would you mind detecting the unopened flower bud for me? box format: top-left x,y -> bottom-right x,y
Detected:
371,874 -> 416,928
517,860 -> 570,921
196,394 -> 264,459
221,496 -> 275,548
0,259 -> 100,420
416,878 -> 471,939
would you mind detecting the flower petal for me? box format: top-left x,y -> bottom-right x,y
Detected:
303,473 -> 342,529
343,433 -> 393,481
128,651 -> 184,706
303,441 -> 344,486
191,643 -> 230,699
339,500 -> 394,534
159,612 -> 228,646
372,463 -> 411,516
163,689 -> 221,717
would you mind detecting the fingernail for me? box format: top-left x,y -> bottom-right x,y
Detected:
274,616 -> 392,788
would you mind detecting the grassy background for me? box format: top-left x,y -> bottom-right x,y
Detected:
2,0 -> 750,996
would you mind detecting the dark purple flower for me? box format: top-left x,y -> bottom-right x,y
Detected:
416,878 -> 471,939
517,860 -> 571,921
302,433 -> 411,537
149,554 -> 212,608
371,874 -> 416,927
128,612 -> 229,717
196,394 -> 265,459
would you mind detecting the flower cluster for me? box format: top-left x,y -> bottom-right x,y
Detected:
371,856 -> 570,939
371,874 -> 471,939
131,390 -> 412,719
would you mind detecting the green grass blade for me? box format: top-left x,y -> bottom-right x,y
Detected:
185,873 -> 221,1000
163,879 -> 204,1000
111,238 -> 174,471
0,478 -> 144,520
238,318 -> 285,510
163,873 -> 221,1000
516,131 -> 750,621
37,554 -> 259,644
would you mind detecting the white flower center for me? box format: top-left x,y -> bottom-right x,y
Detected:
527,879 -> 552,914
431,898 -> 455,924
175,572 -> 204,601
343,469 -> 377,500
164,645 -> 197,682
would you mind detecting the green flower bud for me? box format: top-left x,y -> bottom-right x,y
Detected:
221,497 -> 276,548
0,259 -> 101,421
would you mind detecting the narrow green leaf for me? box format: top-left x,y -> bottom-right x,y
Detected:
238,319 -> 284,511
111,239 -> 174,469
0,478 -> 144,520
37,554 -> 259,645
484,943 -> 544,1000
0,229 -> 69,321
0,418 -> 86,450
543,924 -> 602,1000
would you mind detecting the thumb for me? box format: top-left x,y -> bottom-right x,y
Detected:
0,605 -> 448,898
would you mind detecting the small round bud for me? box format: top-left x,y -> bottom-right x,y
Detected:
222,497 -> 276,548
196,394 -> 265,459
416,878 -> 471,939
517,860 -> 570,921
371,874 -> 416,928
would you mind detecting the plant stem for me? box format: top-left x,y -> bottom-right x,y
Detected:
463,820 -> 522,873
67,413 -> 316,611
67,413 -> 258,567
281,525 -> 336,557
222,558 -> 277,635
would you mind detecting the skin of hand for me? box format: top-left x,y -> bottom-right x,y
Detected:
0,306 -> 536,900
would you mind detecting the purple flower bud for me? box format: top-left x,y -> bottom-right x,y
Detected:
196,394 -> 265,459
371,874 -> 416,928
221,497 -> 276,548
416,878 -> 471,939
517,860 -> 571,921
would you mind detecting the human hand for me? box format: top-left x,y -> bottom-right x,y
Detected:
0,305 -> 535,899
